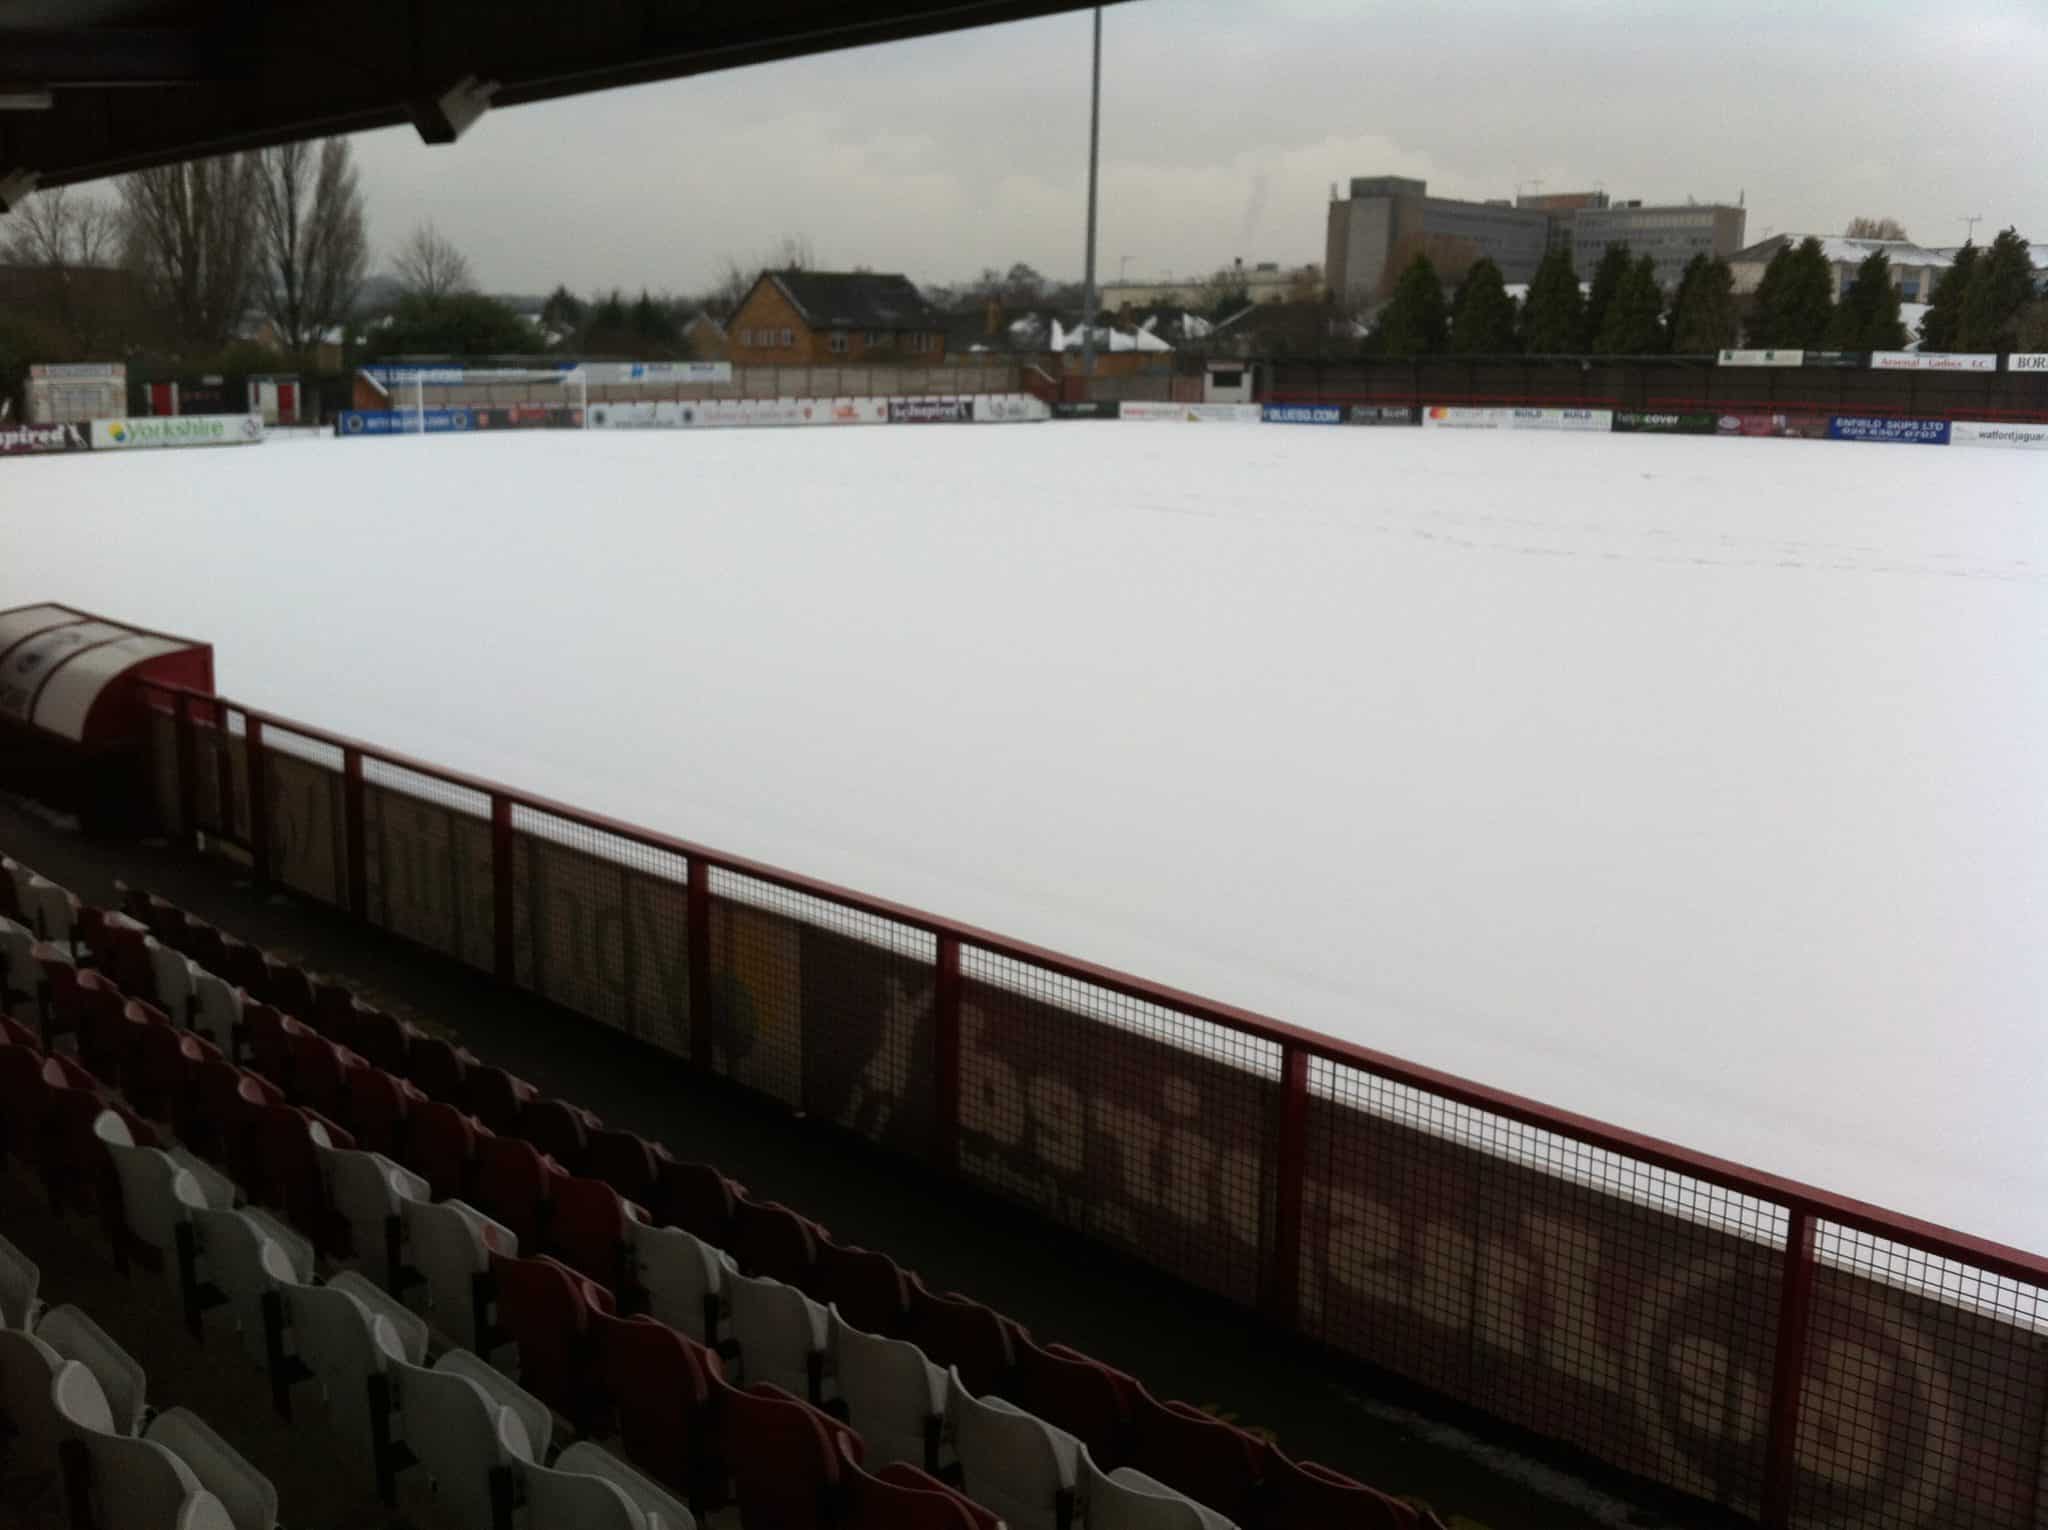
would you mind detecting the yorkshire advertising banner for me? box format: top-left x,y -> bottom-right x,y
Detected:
1261,403 -> 1344,425
91,414 -> 264,450
1611,410 -> 1716,435
1950,420 -> 2048,449
1828,415 -> 1952,445
1423,406 -> 1612,431
0,422 -> 92,456
1870,352 -> 1998,372
1713,410 -> 1830,439
1347,405 -> 1421,426
887,398 -> 971,424
1119,402 -> 1263,423
1717,349 -> 1804,367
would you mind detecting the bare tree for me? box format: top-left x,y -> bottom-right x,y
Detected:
1845,216 -> 1909,241
702,234 -> 816,317
3,185 -> 121,349
253,139 -> 368,357
392,220 -> 475,300
118,154 -> 260,350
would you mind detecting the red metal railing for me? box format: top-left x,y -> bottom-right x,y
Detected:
136,679 -> 2048,1530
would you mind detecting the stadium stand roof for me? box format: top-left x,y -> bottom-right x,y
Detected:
0,0 -> 1120,203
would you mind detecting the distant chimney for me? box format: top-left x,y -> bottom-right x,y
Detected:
985,297 -> 1003,337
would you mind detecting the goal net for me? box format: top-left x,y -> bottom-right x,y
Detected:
400,366 -> 589,433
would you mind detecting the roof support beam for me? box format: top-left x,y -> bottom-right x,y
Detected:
0,27 -> 238,87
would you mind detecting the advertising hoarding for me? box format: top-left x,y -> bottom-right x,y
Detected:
1053,401 -> 1120,420
1119,402 -> 1266,423
1869,352 -> 1998,372
1261,403 -> 1344,425
1611,411 -> 1717,435
1422,406 -> 1612,431
888,398 -> 972,423
91,414 -> 264,449
1712,411 -> 1830,439
0,422 -> 92,455
1346,405 -> 1420,426
2009,355 -> 2048,372
1827,416 -> 1952,445
1717,349 -> 1804,367
1947,421 -> 2048,449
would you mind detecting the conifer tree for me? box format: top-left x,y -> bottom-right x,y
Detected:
1450,257 -> 1518,354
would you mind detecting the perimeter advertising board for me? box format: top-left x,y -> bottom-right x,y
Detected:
971,394 -> 1052,423
1120,402 -> 1263,423
1717,349 -> 1804,367
0,422 -> 91,455
1950,421 -> 2048,449
1422,406 -> 1612,431
1346,405 -> 1420,426
1869,352 -> 1998,372
1713,411 -> 1830,439
336,409 -> 472,435
1261,403 -> 1344,425
91,414 -> 263,450
2009,355 -> 2048,372
887,398 -> 971,424
1827,416 -> 1952,445
1053,401 -> 1120,420
1611,411 -> 1717,435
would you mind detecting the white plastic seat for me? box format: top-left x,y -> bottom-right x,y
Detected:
318,1146 -> 428,1288
549,1442 -> 696,1530
35,1304 -> 146,1436
383,1344 -> 539,1530
147,939 -> 202,1026
0,1328 -> 102,1473
630,1220 -> 725,1343
948,1368 -> 1081,1530
192,1208 -> 312,1370
81,1419 -> 235,1530
289,1276 -> 425,1484
828,1306 -> 946,1471
0,915 -> 37,1011
191,971 -> 243,1049
0,1231 -> 40,1329
98,1114 -> 213,1278
25,876 -> 77,951
724,1268 -> 828,1402
145,1407 -> 280,1530
401,1197 -> 513,1351
1084,1456 -> 1222,1530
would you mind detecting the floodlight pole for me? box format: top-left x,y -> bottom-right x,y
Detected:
1080,7 -> 1102,380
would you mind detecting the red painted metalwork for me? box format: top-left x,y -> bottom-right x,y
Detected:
491,793 -> 514,984
173,691 -> 197,838
130,677 -> 2048,1530
246,717 -> 269,884
933,933 -> 961,1173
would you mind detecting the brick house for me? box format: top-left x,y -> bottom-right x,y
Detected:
727,270 -> 946,364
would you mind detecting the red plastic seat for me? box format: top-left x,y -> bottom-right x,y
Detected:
0,1041 -> 52,1167
1264,1451 -> 1422,1529
405,1099 -> 490,1201
289,1028 -> 363,1122
338,1005 -> 416,1075
720,1381 -> 861,1530
849,1453 -> 1000,1530
466,1063 -> 537,1133
549,1174 -> 641,1293
215,936 -> 267,996
39,1069 -> 119,1215
254,1104 -> 351,1254
96,917 -> 156,1001
346,1065 -> 425,1157
180,1060 -> 281,1174
907,1284 -> 1022,1399
70,970 -> 135,1084
815,1237 -> 910,1339
175,918 -> 228,975
473,1135 -> 567,1251
126,1004 -> 216,1123
585,1127 -> 671,1213
242,1002 -> 312,1094
1013,1336 -> 1134,1471
0,1013 -> 39,1052
489,1251 -> 613,1425
405,1034 -> 473,1102
261,956 -> 317,1023
661,1159 -> 739,1246
731,1195 -> 823,1287
518,1096 -> 597,1174
1126,1387 -> 1271,1527
592,1312 -> 726,1509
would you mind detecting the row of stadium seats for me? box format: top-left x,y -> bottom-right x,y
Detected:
0,849 -> 1440,1529
0,1228 -> 277,1528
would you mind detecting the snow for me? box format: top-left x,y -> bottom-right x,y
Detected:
5,426 -> 2045,1252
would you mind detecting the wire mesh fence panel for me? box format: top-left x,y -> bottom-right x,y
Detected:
261,741 -> 346,907
146,706 -> 179,832
702,876 -> 806,1110
1788,1224 -> 2048,1530
955,946 -> 1280,1307
187,716 -> 225,838
510,804 -> 691,1049
360,761 -> 491,968
1303,1055 -> 1787,1513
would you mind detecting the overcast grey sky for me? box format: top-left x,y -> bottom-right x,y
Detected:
342,0 -> 2048,297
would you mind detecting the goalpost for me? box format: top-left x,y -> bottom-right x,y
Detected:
402,365 -> 590,434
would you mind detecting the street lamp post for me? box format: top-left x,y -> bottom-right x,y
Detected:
1080,7 -> 1102,380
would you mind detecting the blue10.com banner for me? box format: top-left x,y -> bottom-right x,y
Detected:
1262,403 -> 1344,425
1827,415 -> 1951,445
